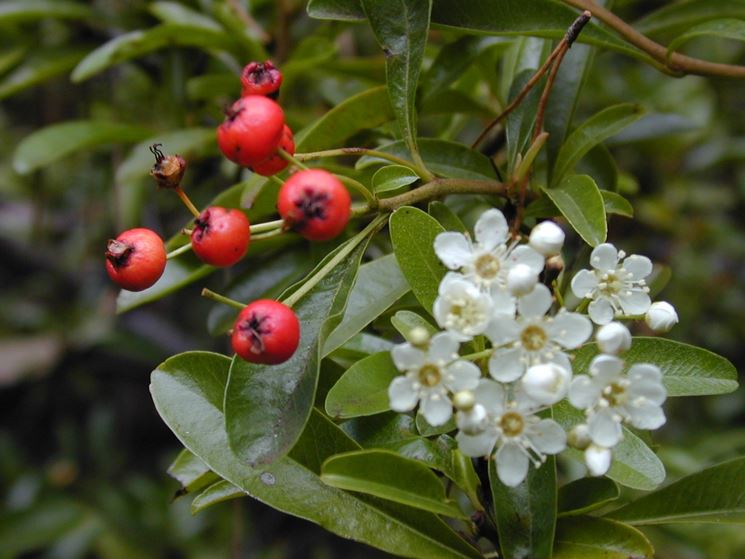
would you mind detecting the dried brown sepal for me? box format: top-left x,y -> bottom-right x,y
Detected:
105,239 -> 132,267
149,143 -> 186,189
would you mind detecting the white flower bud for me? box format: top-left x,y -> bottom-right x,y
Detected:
567,424 -> 592,450
521,363 -> 571,406
452,390 -> 475,411
645,301 -> 678,333
507,263 -> 539,296
585,444 -> 612,476
408,326 -> 430,347
456,403 -> 488,435
529,221 -> 565,257
596,322 -> 632,355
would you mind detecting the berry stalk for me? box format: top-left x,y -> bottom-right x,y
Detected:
201,288 -> 245,310
166,242 -> 193,259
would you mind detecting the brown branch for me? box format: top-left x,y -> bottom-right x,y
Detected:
377,179 -> 509,211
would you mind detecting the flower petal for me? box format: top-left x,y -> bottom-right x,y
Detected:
420,393 -> 453,426
588,298 -> 614,325
548,311 -> 593,348
518,283 -> 552,319
428,332 -> 460,363
529,419 -> 567,454
588,409 -> 623,447
456,429 -> 498,457
627,362 -> 662,383
496,442 -> 529,487
485,314 -> 520,346
590,354 -> 625,382
623,254 -> 652,280
628,402 -> 666,430
571,269 -> 598,298
509,245 -> 545,275
569,375 -> 601,409
488,346 -> 525,382
389,377 -> 419,411
445,360 -> 481,392
474,208 -> 509,251
391,344 -> 425,371
585,444 -> 612,476
474,379 -> 506,414
590,243 -> 618,271
434,232 -> 473,269
489,287 -> 517,317
618,290 -> 651,316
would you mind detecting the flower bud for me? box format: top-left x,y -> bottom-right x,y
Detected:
567,423 -> 591,450
456,403 -> 488,435
452,390 -> 475,411
585,444 -> 612,476
408,326 -> 430,348
596,321 -> 632,355
529,221 -> 565,257
645,301 -> 678,333
507,263 -> 539,296
521,363 -> 571,406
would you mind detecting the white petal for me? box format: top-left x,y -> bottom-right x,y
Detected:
590,243 -> 618,271
434,232 -> 473,269
548,311 -> 593,349
588,298 -> 614,325
595,322 -> 632,355
645,301 -> 678,333
445,360 -> 481,392
628,402 -> 666,430
529,419 -> 567,454
588,409 -> 623,447
391,344 -> 425,371
571,269 -> 598,298
518,283 -> 552,319
484,314 -> 520,346
421,393 -> 453,426
622,254 -> 652,280
474,379 -> 506,414
589,354 -> 625,382
629,379 -> 667,406
496,442 -> 529,487
474,208 -> 509,251
522,363 -> 570,406
428,332 -> 460,363
488,347 -> 525,382
509,245 -> 545,275
456,429 -> 498,457
627,363 -> 663,383
529,221 -> 565,257
569,375 -> 601,409
389,377 -> 419,411
618,290 -> 651,316
489,287 -> 517,316
585,445 -> 612,476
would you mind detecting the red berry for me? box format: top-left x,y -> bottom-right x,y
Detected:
252,125 -> 295,177
105,228 -> 166,291
240,61 -> 282,98
191,206 -> 251,267
277,169 -> 352,241
231,299 -> 300,364
217,96 -> 285,167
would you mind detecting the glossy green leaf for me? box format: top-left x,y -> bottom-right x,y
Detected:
0,49 -> 85,101
372,165 -> 420,193
668,18 -> 745,59
324,254 -> 410,355
13,120 -> 151,175
553,516 -> 653,558
186,73 -> 237,100
71,25 -> 239,82
321,449 -> 466,518
635,0 -> 745,37
554,402 -> 666,491
341,412 -> 419,447
191,480 -> 244,514
0,1 -> 91,24
391,310 -> 439,342
608,113 -> 700,145
151,352 -> 480,558
573,338 -> 739,397
389,206 -> 447,312
416,413 -> 456,437
149,1 -> 222,30
429,201 -> 467,233
552,104 -> 644,186
325,351 -> 398,418
577,144 -> 618,192
506,70 -> 542,174
542,175 -> 607,247
490,456 -> 557,559
167,449 -> 219,497
557,477 -> 620,517
307,0 -> 366,21
607,457 -> 745,525
601,190 -> 634,218
224,235 -> 370,465
361,0 -> 431,167
357,138 -> 496,181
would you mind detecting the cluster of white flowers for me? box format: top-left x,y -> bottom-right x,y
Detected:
388,208 -> 678,486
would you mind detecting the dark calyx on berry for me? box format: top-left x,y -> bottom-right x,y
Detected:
236,312 -> 270,354
149,143 -> 186,189
105,239 -> 132,268
241,60 -> 282,98
192,211 -> 211,242
290,188 -> 329,228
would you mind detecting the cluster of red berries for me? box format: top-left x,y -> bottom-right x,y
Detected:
105,61 -> 354,365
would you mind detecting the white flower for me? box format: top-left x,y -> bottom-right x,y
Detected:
596,322 -> 632,355
529,221 -> 565,257
388,332 -> 480,426
485,284 -> 592,382
456,380 -> 566,487
571,243 -> 652,325
567,423 -> 592,450
434,208 -> 544,291
507,263 -> 539,296
521,362 -> 571,406
433,273 -> 494,341
569,354 -> 667,447
585,444 -> 612,476
645,301 -> 678,333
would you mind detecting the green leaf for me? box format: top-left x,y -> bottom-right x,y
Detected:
321,449 -> 466,518
357,138 -> 496,181
167,449 -> 220,497
668,18 -> 745,59
224,235 -> 371,465
307,0 -> 366,21
542,175 -> 607,247
553,516 -> 653,558
601,190 -> 634,218
635,0 -> 745,37
572,338 -> 739,397
506,70 -> 542,174
606,457 -> 745,525
489,456 -> 557,559
361,0 -> 432,168
151,352 -> 480,558
372,165 -> 420,193
554,402 -> 666,491
191,480 -> 244,514
325,351 -> 398,418
429,201 -> 467,233
552,104 -> 644,186
389,206 -> 447,312
416,413 -> 456,437
149,1 -> 222,30
0,1 -> 91,24
71,25 -> 239,82
13,120 -> 151,175
557,477 -> 620,517
391,310 -> 439,342
324,254 -> 410,355
0,49 -> 85,101
295,86 -> 393,152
